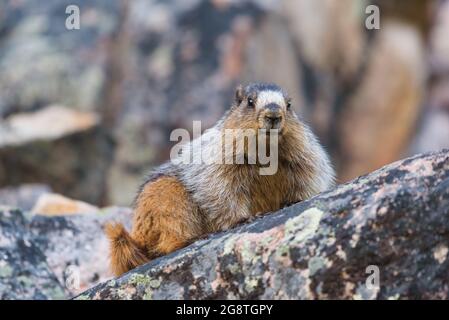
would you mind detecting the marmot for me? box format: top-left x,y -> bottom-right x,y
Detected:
106,83 -> 335,276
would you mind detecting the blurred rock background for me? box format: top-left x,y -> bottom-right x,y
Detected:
0,0 -> 448,207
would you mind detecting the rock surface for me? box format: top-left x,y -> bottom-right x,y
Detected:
0,205 -> 132,299
78,150 -> 449,300
0,184 -> 51,211
0,105 -> 114,205
0,207 -> 65,299
30,206 -> 132,296
31,193 -> 99,216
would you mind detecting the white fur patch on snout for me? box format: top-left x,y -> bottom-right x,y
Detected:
256,91 -> 285,110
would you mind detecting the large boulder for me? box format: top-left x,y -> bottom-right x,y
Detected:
78,149 -> 449,300
0,205 -> 132,299
29,206 -> 132,296
0,0 -> 120,205
0,106 -> 114,205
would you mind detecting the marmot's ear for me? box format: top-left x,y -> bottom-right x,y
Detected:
235,85 -> 244,104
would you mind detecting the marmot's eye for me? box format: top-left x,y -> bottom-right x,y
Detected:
247,98 -> 255,108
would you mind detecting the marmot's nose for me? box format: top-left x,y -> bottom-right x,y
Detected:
265,114 -> 282,123
264,103 -> 282,126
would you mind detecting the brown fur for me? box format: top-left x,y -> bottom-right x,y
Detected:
107,177 -> 206,276
107,83 -> 334,276
104,222 -> 148,276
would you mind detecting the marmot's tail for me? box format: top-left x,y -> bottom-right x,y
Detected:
105,222 -> 149,276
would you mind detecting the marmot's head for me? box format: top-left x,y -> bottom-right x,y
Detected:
231,83 -> 293,132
